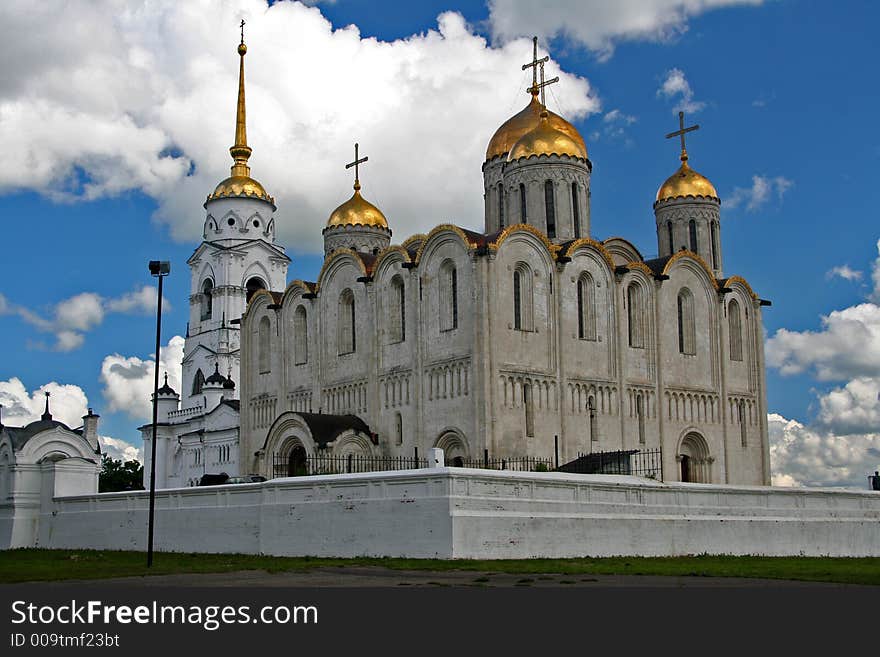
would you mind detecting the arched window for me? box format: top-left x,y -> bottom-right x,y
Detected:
710,222 -> 719,269
571,182 -> 580,239
294,305 -> 308,365
637,393 -> 645,444
729,299 -> 743,361
627,283 -> 644,348
513,263 -> 534,331
246,277 -> 266,303
738,400 -> 747,447
544,180 -> 556,238
258,316 -> 271,373
201,279 -> 213,321
688,219 -> 698,252
677,288 -> 696,355
577,273 -> 597,340
523,382 -> 534,437
338,289 -> 356,354
497,182 -> 505,229
519,183 -> 527,222
439,260 -> 458,331
388,276 -> 405,343
192,369 -> 205,396
667,221 -> 674,253
395,412 -> 403,446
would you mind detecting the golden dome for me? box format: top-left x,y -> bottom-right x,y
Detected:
326,185 -> 388,230
208,175 -> 274,203
656,158 -> 718,203
486,94 -> 587,161
507,110 -> 588,162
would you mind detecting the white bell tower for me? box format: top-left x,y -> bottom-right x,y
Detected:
181,25 -> 289,409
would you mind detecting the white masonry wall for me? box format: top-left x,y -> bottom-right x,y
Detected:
16,468 -> 880,558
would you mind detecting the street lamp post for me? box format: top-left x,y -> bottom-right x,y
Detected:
147,260 -> 170,568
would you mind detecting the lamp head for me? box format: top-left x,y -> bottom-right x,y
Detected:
149,261 -> 171,276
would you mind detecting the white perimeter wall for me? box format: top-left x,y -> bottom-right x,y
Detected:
11,469 -> 880,558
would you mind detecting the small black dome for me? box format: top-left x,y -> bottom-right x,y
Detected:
223,376 -> 236,390
205,363 -> 226,386
157,372 -> 177,396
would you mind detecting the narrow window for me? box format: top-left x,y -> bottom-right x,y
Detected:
439,261 -> 458,331
637,394 -> 645,444
544,180 -> 556,238
667,221 -> 674,253
389,276 -> 405,343
627,283 -> 644,348
338,290 -> 356,354
519,183 -> 527,222
399,278 -> 406,342
577,273 -> 597,341
729,299 -> 743,361
497,182 -> 505,229
258,316 -> 271,373
677,288 -> 696,355
201,279 -> 213,321
513,270 -> 522,330
294,305 -> 308,365
524,383 -> 534,437
395,412 -> 403,446
689,219 -> 698,252
192,368 -> 205,395
246,277 -> 266,303
451,268 -> 458,329
571,182 -> 581,239
710,222 -> 719,269
739,400 -> 747,447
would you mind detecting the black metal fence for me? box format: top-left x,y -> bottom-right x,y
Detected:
273,452 -> 428,478
447,455 -> 555,472
557,448 -> 663,479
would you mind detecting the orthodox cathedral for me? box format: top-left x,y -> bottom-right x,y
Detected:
143,34 -> 771,489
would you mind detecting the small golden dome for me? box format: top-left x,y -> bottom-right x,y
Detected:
507,110 -> 587,162
207,175 -> 274,204
326,186 -> 388,229
655,158 -> 718,203
486,94 -> 586,161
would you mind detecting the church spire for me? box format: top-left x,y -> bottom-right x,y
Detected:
229,19 -> 252,178
41,391 -> 52,422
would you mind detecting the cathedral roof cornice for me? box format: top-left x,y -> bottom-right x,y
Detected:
487,223 -> 560,256
557,238 -> 617,272
718,275 -> 760,301
660,250 -> 720,290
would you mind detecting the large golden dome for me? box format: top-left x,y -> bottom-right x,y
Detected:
208,175 -> 274,204
486,94 -> 587,161
508,110 -> 588,162
326,185 -> 388,229
656,159 -> 718,203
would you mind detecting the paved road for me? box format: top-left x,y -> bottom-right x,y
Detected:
9,567 -> 871,588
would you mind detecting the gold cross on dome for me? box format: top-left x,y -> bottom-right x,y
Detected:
665,111 -> 700,159
522,36 -> 549,97
345,142 -> 369,189
240,19 -> 245,44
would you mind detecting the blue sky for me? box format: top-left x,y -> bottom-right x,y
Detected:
1,0 -> 878,486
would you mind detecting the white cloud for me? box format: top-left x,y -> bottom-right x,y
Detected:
725,174 -> 792,211
2,285 -> 169,351
488,0 -> 764,59
100,435 -> 143,463
0,377 -> 89,429
100,335 -> 185,420
657,68 -> 705,114
0,2 -> 599,254
826,265 -> 863,282
769,413 -> 880,489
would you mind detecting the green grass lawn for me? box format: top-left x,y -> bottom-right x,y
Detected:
1,549 -> 879,585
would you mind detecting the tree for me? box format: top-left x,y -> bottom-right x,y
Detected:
99,455 -> 144,493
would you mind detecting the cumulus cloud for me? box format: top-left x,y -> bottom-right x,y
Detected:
100,335 -> 185,420
1,285 -> 168,351
725,174 -> 792,211
0,1 -> 599,254
826,265 -> 863,282
100,435 -> 143,463
0,377 -> 89,428
769,413 -> 880,489
592,108 -> 638,144
657,67 -> 705,114
488,0 -> 764,59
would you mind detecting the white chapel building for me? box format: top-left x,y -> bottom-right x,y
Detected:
145,34 -> 771,489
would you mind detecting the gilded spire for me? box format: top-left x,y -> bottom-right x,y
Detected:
230,19 -> 252,178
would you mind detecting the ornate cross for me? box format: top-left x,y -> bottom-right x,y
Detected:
532,61 -> 558,108
522,36 -> 548,96
665,111 -> 699,158
345,142 -> 368,188
240,19 -> 245,44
